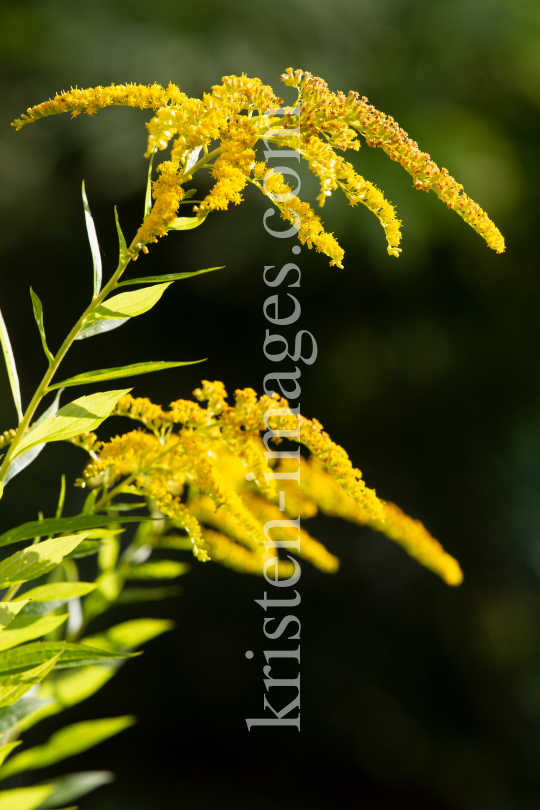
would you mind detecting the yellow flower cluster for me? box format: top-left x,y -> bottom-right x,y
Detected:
75,382 -> 462,586
13,70 -> 504,263
283,68 -> 505,254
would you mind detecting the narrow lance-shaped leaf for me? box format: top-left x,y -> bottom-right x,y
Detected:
14,582 -> 96,602
82,618 -> 174,651
74,317 -> 130,341
0,601 -> 30,631
0,786 -> 54,810
168,214 -> 208,230
0,614 -> 68,653
0,716 -> 136,780
114,205 -> 127,267
0,641 -> 140,677
48,359 -> 205,391
116,266 -> 224,287
0,697 -> 55,734
0,533 -> 88,587
29,288 -> 54,365
0,651 -> 62,711
38,771 -> 115,809
91,282 -> 172,319
3,389 -> 63,485
0,514 -> 149,550
125,560 -> 189,580
82,181 -> 102,297
0,308 -> 22,422
12,389 -> 131,458
144,149 -> 156,217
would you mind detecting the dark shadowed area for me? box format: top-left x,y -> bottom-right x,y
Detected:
1,1 -> 540,808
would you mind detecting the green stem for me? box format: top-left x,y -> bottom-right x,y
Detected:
3,583 -> 22,602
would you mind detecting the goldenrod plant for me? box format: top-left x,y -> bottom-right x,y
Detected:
0,70 -> 501,807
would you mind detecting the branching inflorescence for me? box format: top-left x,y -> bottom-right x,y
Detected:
70,382 -> 463,587
13,69 -> 505,266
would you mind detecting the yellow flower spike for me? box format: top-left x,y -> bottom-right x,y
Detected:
201,529 -> 294,577
15,71 -> 504,263
11,83 -> 186,130
293,456 -> 462,586
288,69 -> 504,253
241,492 -> 340,574
73,381 -> 462,585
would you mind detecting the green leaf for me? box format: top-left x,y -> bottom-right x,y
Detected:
65,540 -> 102,559
116,266 -> 224,287
125,560 -> 189,580
37,771 -> 114,809
0,716 -> 136,780
0,515 -> 146,549
13,389 -> 131,458
93,282 -> 172,319
0,533 -> 88,587
0,786 -> 54,810
115,586 -> 181,604
82,618 -> 174,651
0,642 -> 139,677
0,601 -> 30,630
15,583 -> 96,602
0,697 -> 55,734
144,149 -> 155,217
29,289 -> 54,365
82,181 -> 102,297
0,652 -> 61,711
75,317 -> 130,341
48,360 -> 204,391
168,214 -> 207,230
18,666 -> 118,731
0,743 -> 21,768
182,188 -> 197,200
0,614 -> 68,653
101,503 -> 147,512
0,307 -> 23,423
159,534 -> 193,550
3,390 -> 63,485
114,206 -> 127,266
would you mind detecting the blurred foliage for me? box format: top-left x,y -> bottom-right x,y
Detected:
1,0 -> 540,808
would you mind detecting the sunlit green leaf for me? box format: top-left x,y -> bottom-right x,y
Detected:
3,390 -> 63,485
168,214 -> 207,230
0,743 -> 21,768
0,716 -> 135,780
0,307 -> 23,423
114,206 -> 127,267
0,652 -> 61,711
125,560 -> 189,580
0,697 -> 55,734
48,360 -> 204,391
144,149 -> 155,217
15,583 -> 96,602
65,540 -> 102,559
37,771 -> 114,809
82,181 -> 102,297
29,289 -> 54,365
116,266 -> 224,287
115,586 -> 181,604
0,515 -> 145,549
92,282 -> 172,319
83,618 -> 174,651
0,533 -> 88,587
0,642 -> 139,677
75,317 -> 130,341
0,601 -> 30,630
0,786 -> 53,810
19,666 -> 118,731
13,389 -> 131,458
0,614 -> 68,653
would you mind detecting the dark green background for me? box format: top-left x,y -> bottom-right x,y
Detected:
1,1 -> 540,807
